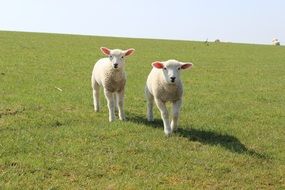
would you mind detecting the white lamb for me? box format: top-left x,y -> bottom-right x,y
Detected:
145,59 -> 193,135
91,47 -> 135,122
272,38 -> 280,46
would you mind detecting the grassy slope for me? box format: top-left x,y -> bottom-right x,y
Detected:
0,31 -> 284,189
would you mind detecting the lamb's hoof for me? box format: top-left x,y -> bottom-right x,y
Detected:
147,117 -> 154,122
119,117 -> 126,121
171,128 -> 178,133
109,118 -> 115,122
164,130 -> 173,137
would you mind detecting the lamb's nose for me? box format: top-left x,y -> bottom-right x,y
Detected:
170,77 -> 176,82
114,63 -> 118,68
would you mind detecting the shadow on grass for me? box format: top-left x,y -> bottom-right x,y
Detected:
127,112 -> 269,159
177,128 -> 269,159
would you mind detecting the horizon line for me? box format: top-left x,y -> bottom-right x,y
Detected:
0,29 -> 282,46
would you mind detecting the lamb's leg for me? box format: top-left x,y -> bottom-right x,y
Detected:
116,90 -> 126,120
104,89 -> 115,122
155,98 -> 171,135
171,99 -> 182,132
114,93 -> 118,112
92,81 -> 100,112
145,86 -> 154,121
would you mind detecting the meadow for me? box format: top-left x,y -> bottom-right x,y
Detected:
0,31 -> 284,189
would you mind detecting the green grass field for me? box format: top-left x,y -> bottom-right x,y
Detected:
0,31 -> 284,189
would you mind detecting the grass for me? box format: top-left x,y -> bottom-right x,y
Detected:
0,31 -> 284,189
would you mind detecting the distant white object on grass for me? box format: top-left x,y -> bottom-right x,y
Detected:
145,59 -> 193,136
272,38 -> 280,46
91,47 -> 135,122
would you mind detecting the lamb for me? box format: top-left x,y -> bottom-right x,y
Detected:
272,38 -> 280,46
91,47 -> 135,122
145,59 -> 193,135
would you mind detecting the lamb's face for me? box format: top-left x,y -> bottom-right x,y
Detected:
162,61 -> 182,84
100,47 -> 135,70
152,60 -> 193,84
108,49 -> 125,69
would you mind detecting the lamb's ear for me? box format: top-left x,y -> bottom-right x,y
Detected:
152,61 -> 164,69
181,62 -> 193,70
123,48 -> 135,56
100,47 -> 111,56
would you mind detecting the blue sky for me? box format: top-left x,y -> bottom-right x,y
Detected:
0,0 -> 284,44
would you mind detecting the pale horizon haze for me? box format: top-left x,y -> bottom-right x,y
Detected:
0,0 -> 284,45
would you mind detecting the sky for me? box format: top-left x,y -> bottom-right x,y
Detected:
0,0 -> 284,44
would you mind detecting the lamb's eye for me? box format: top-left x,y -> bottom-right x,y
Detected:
121,56 -> 124,59
163,67 -> 167,70
178,67 -> 181,70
